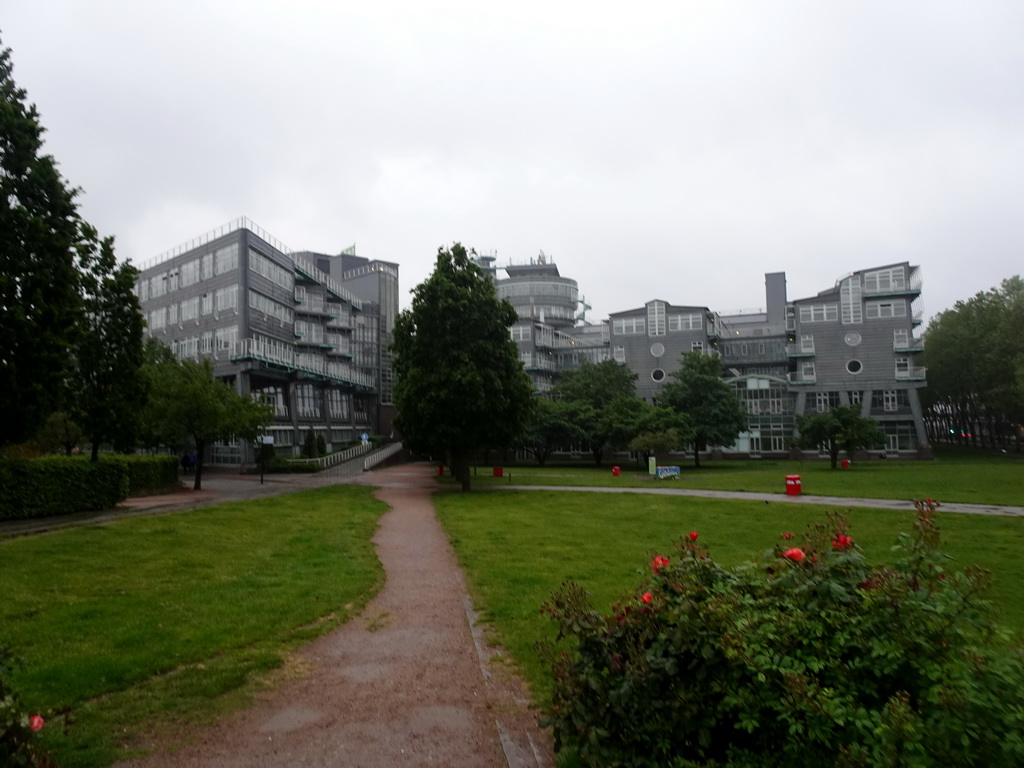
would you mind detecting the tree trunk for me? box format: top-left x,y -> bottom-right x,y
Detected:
90,440 -> 100,462
693,450 -> 701,469
451,448 -> 471,491
194,439 -> 205,491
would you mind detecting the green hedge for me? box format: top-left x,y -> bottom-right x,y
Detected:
0,457 -> 130,521
99,455 -> 179,495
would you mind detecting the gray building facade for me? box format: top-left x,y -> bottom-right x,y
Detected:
134,218 -> 393,463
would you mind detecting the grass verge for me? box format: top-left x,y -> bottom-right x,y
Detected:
435,489 -> 1024,705
0,485 -> 386,767
450,448 -> 1024,506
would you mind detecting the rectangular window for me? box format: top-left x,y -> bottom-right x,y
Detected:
137,279 -> 149,302
848,391 -> 862,405
148,307 -> 165,330
895,356 -> 910,377
647,302 -> 666,336
801,362 -> 816,382
509,325 -> 531,342
150,273 -> 167,299
692,341 -> 704,353
866,300 -> 907,319
613,346 -> 626,363
884,390 -> 898,412
612,317 -> 645,335
180,259 -> 200,288
800,335 -> 815,353
215,325 -> 238,351
167,302 -> 179,325
798,303 -> 839,323
893,329 -> 909,348
668,313 -> 703,332
180,296 -> 200,322
215,284 -> 238,313
201,293 -> 213,316
840,275 -> 863,324
249,249 -> 295,290
201,254 -> 213,280
214,243 -> 239,275
201,331 -> 213,354
864,266 -> 906,293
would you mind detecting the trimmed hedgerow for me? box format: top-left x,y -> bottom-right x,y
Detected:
98,454 -> 178,495
0,457 -> 129,521
541,500 -> 1024,768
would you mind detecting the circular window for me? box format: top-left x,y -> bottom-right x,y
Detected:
650,342 -> 665,358
651,368 -> 666,382
844,332 -> 862,347
847,360 -> 863,374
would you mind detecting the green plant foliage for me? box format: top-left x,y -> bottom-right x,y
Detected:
0,457 -> 129,521
541,501 -> 1024,768
97,455 -> 178,495
1,646 -> 54,767
552,361 -> 638,466
796,406 -> 884,469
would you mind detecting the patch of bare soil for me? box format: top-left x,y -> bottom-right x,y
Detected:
115,463 -> 553,768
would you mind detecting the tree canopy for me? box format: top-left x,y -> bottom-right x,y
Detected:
552,359 -> 638,465
142,345 -> 272,490
923,276 -> 1024,450
0,41 -> 94,448
795,405 -> 884,469
391,243 -> 533,490
657,351 -> 746,467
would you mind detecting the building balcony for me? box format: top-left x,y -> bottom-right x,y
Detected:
895,366 -> 927,381
786,342 -> 815,357
787,372 -> 816,385
893,338 -> 925,353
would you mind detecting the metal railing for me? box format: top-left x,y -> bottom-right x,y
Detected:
288,441 -> 375,470
364,442 -> 404,471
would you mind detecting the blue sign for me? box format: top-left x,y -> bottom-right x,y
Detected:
655,465 -> 681,479
360,433 -> 369,443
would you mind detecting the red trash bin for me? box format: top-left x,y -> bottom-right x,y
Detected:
437,465 -> 444,476
612,466 -> 620,477
493,467 -> 503,477
785,475 -> 802,495
841,459 -> 850,469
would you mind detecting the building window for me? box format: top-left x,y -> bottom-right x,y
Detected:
249,249 -> 295,290
215,325 -> 238,351
798,303 -> 839,323
840,274 -> 863,324
201,253 -> 213,280
613,346 -> 626,363
800,335 -> 815,353
844,331 -> 862,346
815,392 -> 839,412
201,331 -> 213,355
180,259 -> 200,288
864,266 -> 906,293
651,368 -> 666,382
612,317 -> 645,335
668,313 -> 702,332
167,302 -> 179,325
848,391 -> 862,405
647,301 -> 666,336
895,356 -> 910,377
214,243 -> 239,275
692,341 -> 704,353
148,308 -> 165,330
866,299 -> 907,319
509,325 -> 531,342
847,360 -> 863,374
893,329 -> 909,348
201,293 -> 213,316
180,296 -> 200,322
215,284 -> 238,313
884,390 -> 898,412
801,362 -> 816,382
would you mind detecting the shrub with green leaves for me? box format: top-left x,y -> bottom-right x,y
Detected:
1,646 -> 54,767
541,501 -> 1024,768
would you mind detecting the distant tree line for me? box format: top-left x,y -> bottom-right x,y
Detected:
922,276 -> 1024,451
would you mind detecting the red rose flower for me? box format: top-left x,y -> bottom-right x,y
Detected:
831,534 -> 853,551
688,531 -> 699,541
651,555 -> 670,574
784,547 -> 806,563
782,532 -> 793,540
641,592 -> 653,605
29,714 -> 44,732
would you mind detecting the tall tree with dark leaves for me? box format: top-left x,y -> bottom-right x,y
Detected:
75,235 -> 147,459
0,40 -> 91,449
657,351 -> 747,468
391,243 -> 533,490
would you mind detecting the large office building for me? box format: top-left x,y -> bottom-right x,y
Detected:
603,263 -> 930,458
133,218 -> 395,463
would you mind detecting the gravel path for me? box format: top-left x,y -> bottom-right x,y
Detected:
116,463 -> 552,768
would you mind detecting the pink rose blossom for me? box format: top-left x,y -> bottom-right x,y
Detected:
29,714 -> 44,732
784,547 -> 806,563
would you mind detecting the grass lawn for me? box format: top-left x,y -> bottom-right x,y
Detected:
450,447 -> 1024,506
435,488 -> 1024,705
0,485 -> 387,768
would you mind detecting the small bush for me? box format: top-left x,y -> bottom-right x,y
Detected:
0,457 -> 129,521
301,431 -> 319,459
316,433 -> 327,457
263,457 -> 318,474
1,645 -> 55,767
541,500 -> 1024,768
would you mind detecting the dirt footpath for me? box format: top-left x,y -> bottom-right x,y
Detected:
117,463 -> 552,768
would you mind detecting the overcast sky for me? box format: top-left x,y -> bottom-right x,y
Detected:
6,1 -> 1022,322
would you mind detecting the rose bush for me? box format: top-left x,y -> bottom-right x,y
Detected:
1,645 -> 56,767
540,501 -> 1024,768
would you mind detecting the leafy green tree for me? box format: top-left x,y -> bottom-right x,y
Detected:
30,410 -> 84,455
553,360 -> 638,465
628,406 -> 696,465
523,397 -> 587,466
0,41 -> 94,449
391,243 -> 533,490
74,236 -> 146,460
142,351 -> 272,490
657,351 -> 746,468
628,429 -> 682,465
796,405 -> 884,469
